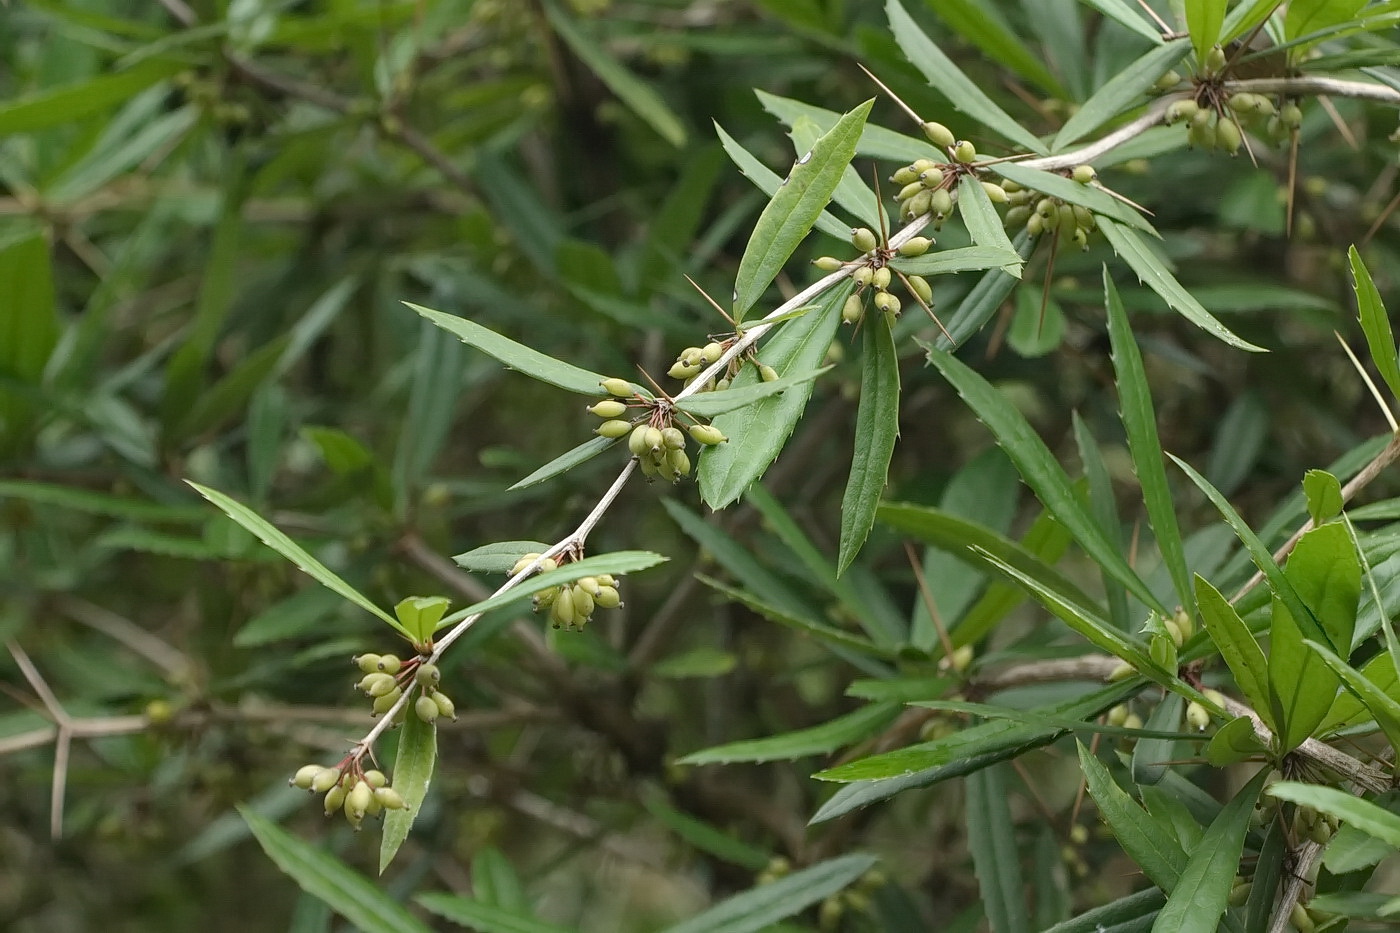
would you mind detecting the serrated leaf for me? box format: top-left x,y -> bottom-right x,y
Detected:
436,551 -> 667,629
697,574 -> 893,659
1195,575 -> 1272,727
405,303 -> 615,396
1104,269 -> 1192,612
1131,692 -> 1185,786
1099,221 -> 1264,351
680,702 -> 901,765
452,541 -> 554,573
380,710 -> 437,872
188,482 -> 404,635
1149,769 -> 1267,933
698,282 -> 846,508
755,90 -> 933,163
640,788 -> 773,871
543,3 -> 686,147
788,117 -> 882,231
731,98 -> 872,320
967,764 -> 1031,933
1054,38 -> 1190,150
659,854 -> 878,933
1350,246 -> 1400,404
239,807 -> 433,933
508,435 -> 619,490
889,245 -> 1023,277
1040,889 -> 1166,933
1185,0 -> 1227,65
1268,781 -> 1400,848
1077,743 -> 1188,892
418,894 -> 578,933
1303,470 -> 1344,525
958,176 -> 1022,269
1302,638 -> 1400,752
1075,0 -> 1166,42
837,309 -> 900,574
714,123 -> 849,242
927,347 -> 1166,614
886,0 -> 1047,153
677,366 -> 831,418
1205,715 -> 1268,766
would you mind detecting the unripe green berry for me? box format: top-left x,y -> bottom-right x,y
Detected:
643,427 -> 664,453
1217,118 -> 1243,154
1106,704 -> 1129,726
921,120 -> 955,148
1191,107 -> 1214,130
668,360 -> 700,380
929,188 -> 953,218
714,377 -> 730,391
1072,226 -> 1089,250
1281,103 -> 1302,127
628,424 -> 651,457
1188,120 -> 1217,150
375,786 -> 408,810
551,589 -> 576,627
903,190 -> 932,220
918,167 -> 945,188
1205,45 -> 1227,74
576,576 -> 601,596
571,585 -> 595,617
594,585 -> 622,609
1004,205 -> 1030,228
1153,70 -> 1182,92
372,686 -> 403,715
1121,712 -> 1144,731
354,653 -> 382,674
597,574 -> 616,586
852,265 -> 873,287
851,227 -> 878,253
323,782 -> 348,816
948,644 -> 974,672
890,166 -> 919,186
1165,99 -> 1199,125
1228,881 -> 1252,907
897,181 -> 925,202
1185,701 -> 1210,731
689,423 -> 727,445
759,364 -> 779,382
292,764 -> 325,789
596,419 -> 632,438
980,181 -> 1009,203
432,691 -> 457,720
873,291 -> 900,315
414,662 -> 441,687
1071,164 -> 1096,184
661,427 -> 686,449
363,769 -> 387,788
813,256 -> 844,271
667,448 -> 691,479
907,275 -> 933,305
1107,660 -> 1136,682
311,767 -> 343,793
587,400 -> 627,418
842,294 -> 864,325
1025,212 -> 1044,236
952,140 -> 976,163
376,654 -> 402,675
898,236 -> 932,257
700,342 -> 724,363
910,159 -> 936,175
363,672 -> 398,697
600,377 -> 634,397
415,693 -> 440,723
872,267 -> 891,290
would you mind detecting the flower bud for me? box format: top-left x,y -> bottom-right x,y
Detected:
898,237 -> 932,257
432,691 -> 457,720
596,419 -> 633,438
813,256 -> 844,271
354,653 -> 382,674
689,423 -> 727,445
594,585 -> 622,609
851,227 -> 878,253
1071,164 -> 1096,184
921,120 -> 955,148
600,377 -> 634,397
376,654 -> 402,675
292,765 -> 325,790
375,786 -> 408,810
415,693 -> 440,723
414,662 -> 441,687
587,400 -> 627,418
952,140 -> 976,163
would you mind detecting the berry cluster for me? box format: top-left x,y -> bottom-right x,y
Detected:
590,378 -> 728,483
1154,49 -> 1303,154
814,227 -> 934,327
510,552 -> 625,630
1001,168 -> 1099,248
353,652 -> 457,723
290,762 -> 408,830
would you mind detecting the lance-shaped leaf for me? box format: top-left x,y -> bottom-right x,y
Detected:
1195,575 -> 1272,727
698,282 -> 847,508
1350,246 -> 1400,403
508,435 -> 619,490
1185,0 -> 1227,65
659,853 -> 878,933
1269,596 -> 1340,753
1053,39 -> 1190,150
1303,638 -> 1400,752
1076,0 -> 1166,42
715,123 -> 850,242
1205,715 -> 1270,766
958,176 -> 1021,266
921,235 -> 1035,351
188,482 -> 405,635
731,99 -> 873,321
1098,221 -> 1264,352
1078,743 -> 1188,892
680,702 -> 901,765
698,574 -> 894,659
837,309 -> 900,575
406,303 -> 635,397
755,89 -> 934,162
1040,889 -> 1166,933
379,711 -> 437,872
886,0 -> 1047,153
1268,781 -> 1400,849
788,117 -> 882,230
1104,269 -> 1192,612
453,540 -> 554,574
240,807 -> 433,933
967,764 -> 1031,933
889,245 -> 1023,277
928,347 -> 1166,614
677,366 -> 831,418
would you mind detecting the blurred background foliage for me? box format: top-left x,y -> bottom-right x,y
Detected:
1,0 -> 1398,931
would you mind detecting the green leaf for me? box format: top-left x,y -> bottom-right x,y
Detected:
1350,246 -> 1400,403
715,123 -> 849,243
1149,769 -> 1268,933
922,235 -> 1036,351
542,3 -> 685,147
676,366 -> 832,418
877,503 -> 1100,612
889,245 -> 1024,277
507,435 -> 620,491
0,480 -> 205,523
1131,692 -> 1186,786
1268,596 -> 1340,753
1185,0 -> 1227,65
697,574 -> 893,659
1221,0 -> 1284,44
658,853 -> 878,933
1195,575 -> 1272,727
405,303 -> 615,397
927,347 -> 1166,614
837,309 -> 900,574
1075,0 -> 1166,42
651,647 -> 737,679
379,709 -> 438,873
958,176 -> 1022,267
239,807 -> 433,933
0,59 -> 183,133
418,894 -> 578,933
639,788 -> 773,872
1099,221 -> 1264,351
1073,416 -> 1130,632
731,99 -> 872,320
437,551 -> 668,629
470,849 -> 528,912
663,499 -> 816,617
787,117 -> 882,231
187,482 -> 404,634
925,0 -> 1065,95
698,282 -> 846,508
394,597 -> 451,646
1053,39 -> 1191,150
754,90 -> 933,163
1288,522 -> 1361,654
680,702 -> 901,765
452,541 -> 554,574
966,764 -> 1031,933
1104,269 -> 1193,613
1008,289 -> 1066,358
1284,0 -> 1368,53
1205,715 -> 1269,766
1077,742 -> 1188,892
1301,638 -> 1400,753
1304,470 -> 1345,525
1040,889 -> 1166,933
1267,781 -> 1400,849
0,232 -> 57,446
886,0 -> 1047,153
